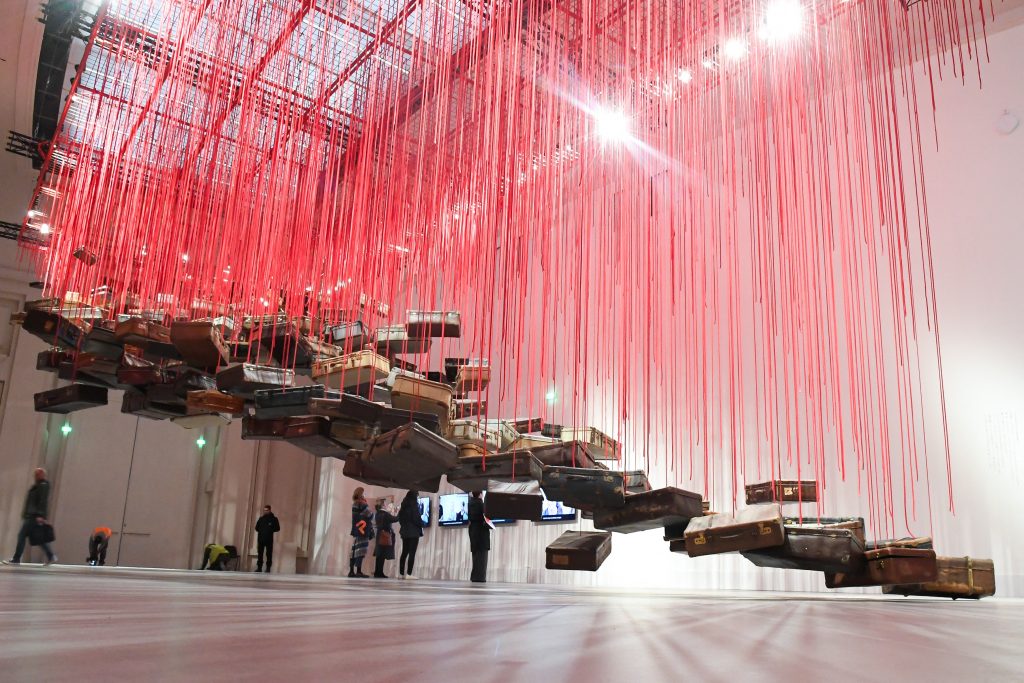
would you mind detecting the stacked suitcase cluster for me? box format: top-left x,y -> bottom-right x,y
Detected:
18,302 -> 995,598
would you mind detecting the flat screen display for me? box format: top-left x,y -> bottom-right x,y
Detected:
540,492 -> 578,523
438,492 -> 470,526
417,496 -> 431,527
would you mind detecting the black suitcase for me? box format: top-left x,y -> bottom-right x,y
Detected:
308,393 -> 384,424
36,350 -> 73,373
58,354 -> 120,388
453,398 -> 487,419
741,524 -> 866,572
82,327 -> 125,360
216,364 -> 294,398
446,451 -> 543,492
342,449 -> 442,492
241,416 -> 348,459
167,366 -> 218,398
443,357 -> 469,384
379,406 -> 441,434
121,390 -> 186,419
540,466 -> 649,511
592,487 -> 703,535
530,441 -> 601,469
141,340 -> 183,363
22,309 -> 86,349
329,321 -> 369,351
34,384 -> 108,414
540,422 -> 564,438
253,385 -> 340,418
545,531 -> 612,571
484,483 -> 543,521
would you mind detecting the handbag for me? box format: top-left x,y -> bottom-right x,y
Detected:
29,520 -> 55,546
378,528 -> 393,547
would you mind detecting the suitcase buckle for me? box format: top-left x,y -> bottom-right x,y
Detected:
693,535 -> 706,545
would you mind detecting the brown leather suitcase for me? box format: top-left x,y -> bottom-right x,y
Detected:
826,547 -> 938,588
560,426 -> 622,462
364,423 -> 459,483
745,480 -> 818,504
865,536 -> 933,551
116,357 -> 163,387
406,310 -> 461,338
186,390 -> 246,416
308,394 -> 384,424
530,441 -> 600,469
141,341 -> 183,363
510,417 -> 544,434
22,309 -> 87,349
883,556 -> 996,599
593,487 -> 704,535
485,482 -> 543,521
34,384 -> 108,413
454,365 -> 490,393
342,449 -> 442,492
241,416 -> 348,458
540,466 -> 649,511
64,353 -> 121,388
36,350 -> 73,373
545,531 -> 612,571
329,420 -> 377,449
742,525 -> 866,572
447,451 -> 544,492
684,504 -> 786,557
784,516 -> 866,545
391,375 -> 453,432
170,321 -> 229,369
115,317 -> 171,346
216,363 -> 294,398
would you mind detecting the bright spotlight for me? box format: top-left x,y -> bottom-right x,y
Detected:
722,38 -> 748,61
677,68 -> 693,84
38,224 -> 51,235
545,388 -> 557,404
593,107 -> 631,144
760,1 -> 805,43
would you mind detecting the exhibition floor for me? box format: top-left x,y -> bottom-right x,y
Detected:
1,565 -> 1021,682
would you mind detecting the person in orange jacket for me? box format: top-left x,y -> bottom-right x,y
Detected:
88,527 -> 112,566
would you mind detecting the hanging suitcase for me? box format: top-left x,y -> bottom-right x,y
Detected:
167,366 -> 217,398
308,393 -> 384,424
530,441 -> 601,469
447,418 -> 513,451
63,353 -> 120,387
142,340 -> 183,363
865,537 -> 933,551
592,487 -> 703,535
485,482 -> 543,521
114,317 -> 171,346
540,423 -> 564,438
342,449 -> 442,492
509,417 -> 544,434
22,308 -> 86,349
444,357 -> 470,383
825,547 -> 938,588
81,327 -> 124,360
561,426 -> 622,462
121,391 -> 186,420
253,385 -> 340,418
392,375 -> 453,432
186,390 -> 246,416
171,413 -> 232,429
883,556 -> 996,599
540,466 -> 649,511
745,480 -> 818,504
329,420 -> 377,449
329,320 -> 369,351
545,531 -> 612,572
742,525 -> 866,573
447,451 -> 544,492
454,364 -> 490,393
36,350 -> 73,373
312,350 -> 390,389
364,423 -> 459,484
373,325 -> 431,355
170,321 -> 230,369
510,433 -> 561,452
406,310 -> 461,338
116,354 -> 163,387
684,504 -> 786,557
379,407 -> 441,434
34,384 -> 108,414
216,363 -> 294,398
452,398 -> 487,419
784,516 -> 866,545
241,416 -> 348,458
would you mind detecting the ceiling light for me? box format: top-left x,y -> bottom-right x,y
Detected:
722,38 -> 748,61
182,253 -> 189,262
701,58 -> 716,69
593,107 -> 632,144
760,1 -> 805,43
38,224 -> 51,235
545,388 -> 557,404
677,68 -> 693,84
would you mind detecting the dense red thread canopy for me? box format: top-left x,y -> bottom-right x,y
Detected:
21,0 -> 997,536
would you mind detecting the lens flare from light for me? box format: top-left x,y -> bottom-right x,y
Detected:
760,1 -> 806,43
593,107 -> 632,144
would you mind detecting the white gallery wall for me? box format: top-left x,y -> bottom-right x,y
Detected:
0,3 -> 1020,595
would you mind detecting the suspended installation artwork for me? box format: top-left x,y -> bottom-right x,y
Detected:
19,0 -> 1000,538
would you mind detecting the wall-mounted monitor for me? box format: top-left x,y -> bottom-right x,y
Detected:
438,492 -> 470,526
417,496 -> 432,527
539,492 -> 578,523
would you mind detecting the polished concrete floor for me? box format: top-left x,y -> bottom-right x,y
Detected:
1,565 -> 1021,683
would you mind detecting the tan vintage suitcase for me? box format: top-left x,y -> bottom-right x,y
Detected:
883,556 -> 995,599
392,375 -> 453,432
186,390 -> 246,416
509,433 -> 561,452
312,350 -> 389,389
114,317 -> 171,346
454,364 -> 490,393
448,418 -> 509,451
561,426 -> 622,462
684,504 -> 786,557
170,321 -> 229,369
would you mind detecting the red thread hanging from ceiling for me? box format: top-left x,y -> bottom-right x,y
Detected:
20,0 -> 996,538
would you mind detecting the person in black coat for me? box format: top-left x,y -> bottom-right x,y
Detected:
398,490 -> 425,579
467,491 -> 490,583
373,502 -> 399,578
6,468 -> 56,565
254,505 -> 280,573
